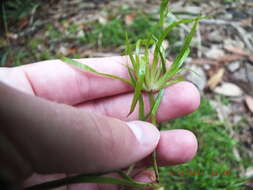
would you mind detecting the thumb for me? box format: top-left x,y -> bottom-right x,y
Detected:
1,82 -> 160,180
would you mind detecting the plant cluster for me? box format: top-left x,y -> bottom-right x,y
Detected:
26,0 -> 203,189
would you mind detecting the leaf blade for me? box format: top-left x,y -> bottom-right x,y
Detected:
61,57 -> 132,86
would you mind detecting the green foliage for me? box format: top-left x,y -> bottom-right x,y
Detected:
223,0 -> 238,4
160,98 -> 247,190
83,13 -> 160,48
1,0 -> 41,22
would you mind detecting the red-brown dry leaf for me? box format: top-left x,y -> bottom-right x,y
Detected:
124,13 -> 136,25
245,95 -> 253,113
207,68 -> 225,89
224,45 -> 249,56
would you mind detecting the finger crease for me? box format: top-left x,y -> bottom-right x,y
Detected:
23,71 -> 37,96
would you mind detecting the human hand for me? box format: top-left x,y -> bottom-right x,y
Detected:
0,56 -> 200,190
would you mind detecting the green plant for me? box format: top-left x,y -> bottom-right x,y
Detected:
25,0 -> 203,189
160,98 -> 247,189
0,0 -> 41,24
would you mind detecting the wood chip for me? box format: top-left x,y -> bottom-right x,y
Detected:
207,68 -> 225,89
245,95 -> 253,113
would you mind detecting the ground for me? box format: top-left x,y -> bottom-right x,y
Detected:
0,0 -> 253,189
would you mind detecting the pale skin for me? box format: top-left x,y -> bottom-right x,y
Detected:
0,56 -> 200,190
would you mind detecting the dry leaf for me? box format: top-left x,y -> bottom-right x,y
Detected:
124,13 -> 136,25
245,95 -> 253,113
224,45 -> 248,56
207,68 -> 225,89
214,82 -> 243,97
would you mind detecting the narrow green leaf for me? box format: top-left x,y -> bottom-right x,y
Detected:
138,95 -> 145,121
156,48 -> 189,88
172,20 -> 199,70
171,48 -> 190,71
145,89 -> 165,121
127,66 -> 136,87
144,47 -> 151,91
153,17 -> 199,70
135,40 -> 141,71
158,46 -> 167,74
25,173 -> 152,190
151,89 -> 165,116
125,32 -> 137,72
156,18 -> 199,87
117,171 -> 135,182
128,57 -> 146,115
159,0 -> 170,27
160,76 -> 185,89
62,56 -> 97,72
61,57 -> 132,86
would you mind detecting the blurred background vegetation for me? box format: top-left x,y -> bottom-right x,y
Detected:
1,0 -> 253,189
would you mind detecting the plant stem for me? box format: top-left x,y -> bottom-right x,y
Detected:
148,92 -> 160,183
25,172 -> 160,190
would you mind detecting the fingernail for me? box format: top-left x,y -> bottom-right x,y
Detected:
127,121 -> 160,147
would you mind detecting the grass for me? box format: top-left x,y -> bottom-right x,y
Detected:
160,98 -> 247,190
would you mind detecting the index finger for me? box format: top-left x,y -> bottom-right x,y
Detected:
20,56 -> 132,105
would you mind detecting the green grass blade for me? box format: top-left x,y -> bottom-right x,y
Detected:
145,89 -> 165,120
156,48 -> 189,87
160,76 -> 185,89
135,40 -> 141,71
159,0 -> 170,27
156,18 -> 199,87
127,66 -> 136,87
61,57 -> 132,86
144,46 -> 151,91
171,48 -> 190,72
158,47 -> 167,74
151,89 -> 165,116
25,173 -> 152,190
61,56 -> 97,72
117,171 -> 135,182
138,95 -> 145,121
172,19 -> 199,71
152,18 -> 198,70
128,57 -> 146,115
125,32 -> 137,72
